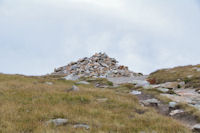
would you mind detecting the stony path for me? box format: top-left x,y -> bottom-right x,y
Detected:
107,76 -> 148,86
135,91 -> 199,132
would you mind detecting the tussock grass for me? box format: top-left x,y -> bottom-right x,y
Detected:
0,74 -> 191,133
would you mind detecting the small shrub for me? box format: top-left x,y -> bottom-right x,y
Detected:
177,84 -> 181,88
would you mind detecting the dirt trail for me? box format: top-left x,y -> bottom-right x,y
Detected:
136,92 -> 199,131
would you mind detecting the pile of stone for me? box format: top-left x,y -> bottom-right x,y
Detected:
52,52 -> 138,78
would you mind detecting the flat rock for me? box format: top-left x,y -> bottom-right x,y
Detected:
130,90 -> 142,95
76,81 -> 90,85
157,88 -> 169,93
95,83 -> 109,88
158,82 -> 179,89
192,124 -> 200,132
169,102 -> 177,108
74,124 -> 90,130
133,80 -> 150,88
47,118 -> 68,126
142,98 -> 160,106
169,109 -> 184,116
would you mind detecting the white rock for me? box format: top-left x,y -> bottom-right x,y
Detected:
157,88 -> 169,93
192,124 -> 200,132
76,81 -> 90,85
169,109 -> 184,116
47,118 -> 68,126
130,90 -> 142,95
142,99 -> 160,106
169,102 -> 177,108
74,124 -> 90,130
133,80 -> 150,87
72,85 -> 79,91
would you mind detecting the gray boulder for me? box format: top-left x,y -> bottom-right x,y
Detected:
142,99 -> 160,107
47,118 -> 68,126
133,80 -> 150,88
169,102 -> 177,108
192,124 -> 200,132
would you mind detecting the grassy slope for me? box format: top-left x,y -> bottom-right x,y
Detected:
0,74 -> 190,133
149,64 -> 200,88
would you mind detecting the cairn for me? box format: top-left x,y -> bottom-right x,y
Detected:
53,52 -> 138,78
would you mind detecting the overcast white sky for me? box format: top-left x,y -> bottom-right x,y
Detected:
0,0 -> 200,75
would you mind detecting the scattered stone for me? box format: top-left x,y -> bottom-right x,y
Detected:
68,85 -> 80,92
142,99 -> 160,107
169,109 -> 184,116
74,124 -> 90,130
159,82 -> 179,89
169,102 -> 177,108
130,90 -> 142,95
157,88 -> 169,93
134,80 -> 150,88
53,52 -> 139,78
46,118 -> 68,126
45,82 -> 53,85
76,81 -> 90,85
95,83 -> 109,88
192,124 -> 200,132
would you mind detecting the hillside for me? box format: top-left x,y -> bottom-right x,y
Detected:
0,74 -> 190,133
148,64 -> 200,88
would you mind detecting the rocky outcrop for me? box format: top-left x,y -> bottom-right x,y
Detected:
52,52 -> 139,78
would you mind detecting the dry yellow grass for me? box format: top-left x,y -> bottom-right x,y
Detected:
149,64 -> 200,88
0,74 -> 191,133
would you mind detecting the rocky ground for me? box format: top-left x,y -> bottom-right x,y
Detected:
51,53 -> 200,132
0,74 -> 191,133
52,52 -> 140,78
1,53 -> 200,132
